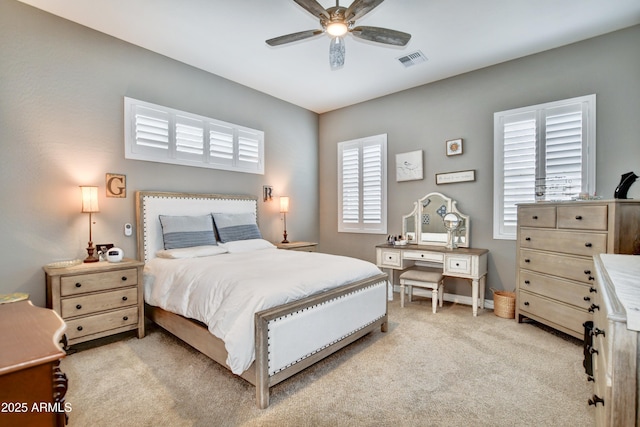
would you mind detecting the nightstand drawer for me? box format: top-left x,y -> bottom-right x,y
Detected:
61,287 -> 138,318
378,249 -> 402,268
60,268 -> 138,296
65,306 -> 139,340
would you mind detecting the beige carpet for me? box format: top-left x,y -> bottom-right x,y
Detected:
61,297 -> 594,427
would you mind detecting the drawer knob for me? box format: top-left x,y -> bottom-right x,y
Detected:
524,259 -> 530,263
123,316 -> 129,321
122,296 -> 128,301
591,328 -> 605,337
525,237 -> 531,241
455,263 -> 460,267
524,280 -> 530,285
76,304 -> 82,310
575,215 -> 583,220
589,287 -> 597,293
524,301 -> 530,306
588,304 -> 600,313
587,376 -> 594,382
585,242 -> 592,248
584,270 -> 591,275
121,276 -> 128,281
421,254 -> 424,258
532,215 -> 538,220
77,326 -> 83,331
75,283 -> 82,288
588,276 -> 595,281
588,395 -> 604,407
583,296 -> 590,301
588,345 -> 599,355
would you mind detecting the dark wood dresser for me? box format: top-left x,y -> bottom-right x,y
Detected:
0,300 -> 68,426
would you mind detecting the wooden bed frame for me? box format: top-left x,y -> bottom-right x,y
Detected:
135,191 -> 388,408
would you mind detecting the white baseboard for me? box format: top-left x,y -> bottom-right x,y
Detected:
392,286 -> 495,310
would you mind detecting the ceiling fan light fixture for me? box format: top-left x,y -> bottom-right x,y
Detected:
329,36 -> 345,70
326,21 -> 348,37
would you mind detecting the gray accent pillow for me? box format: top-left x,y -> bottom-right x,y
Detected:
159,214 -> 217,249
212,212 -> 262,243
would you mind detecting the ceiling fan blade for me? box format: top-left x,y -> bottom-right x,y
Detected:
345,0 -> 385,21
266,29 -> 324,46
351,26 -> 411,46
293,0 -> 330,20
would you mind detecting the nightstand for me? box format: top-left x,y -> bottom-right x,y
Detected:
276,241 -> 318,252
44,259 -> 144,346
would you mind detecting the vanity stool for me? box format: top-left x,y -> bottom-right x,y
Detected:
399,267 -> 444,314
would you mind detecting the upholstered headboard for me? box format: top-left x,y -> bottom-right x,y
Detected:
135,191 -> 258,263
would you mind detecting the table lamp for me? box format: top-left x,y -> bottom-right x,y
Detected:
280,196 -> 289,243
80,185 -> 100,263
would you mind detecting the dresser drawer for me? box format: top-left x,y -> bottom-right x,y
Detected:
65,306 -> 139,340
518,290 -> 591,336
404,250 -> 444,263
519,270 -> 592,309
60,268 -> 138,296
519,228 -> 607,257
518,206 -> 556,228
445,255 -> 472,275
60,287 -> 138,318
557,205 -> 608,231
519,249 -> 594,283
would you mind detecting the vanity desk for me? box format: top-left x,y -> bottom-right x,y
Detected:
376,192 -> 489,316
376,244 -> 488,316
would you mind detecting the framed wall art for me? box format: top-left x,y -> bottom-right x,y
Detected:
446,138 -> 463,156
396,150 -> 423,182
435,169 -> 476,185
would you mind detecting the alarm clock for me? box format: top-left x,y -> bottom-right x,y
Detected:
106,247 -> 124,263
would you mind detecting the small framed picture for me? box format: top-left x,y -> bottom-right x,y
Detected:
446,138 -> 463,156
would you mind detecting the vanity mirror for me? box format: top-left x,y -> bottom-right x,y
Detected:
402,192 -> 469,247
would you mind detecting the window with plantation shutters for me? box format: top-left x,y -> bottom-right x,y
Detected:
124,97 -> 264,174
338,134 -> 387,234
493,94 -> 596,240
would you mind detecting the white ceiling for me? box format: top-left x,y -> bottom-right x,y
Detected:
17,0 -> 640,113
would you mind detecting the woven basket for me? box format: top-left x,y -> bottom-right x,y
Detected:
492,290 -> 516,319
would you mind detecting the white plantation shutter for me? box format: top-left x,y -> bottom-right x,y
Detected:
494,95 -> 595,239
338,134 -> 387,234
124,97 -> 264,174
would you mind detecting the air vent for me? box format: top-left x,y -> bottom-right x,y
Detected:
397,50 -> 428,68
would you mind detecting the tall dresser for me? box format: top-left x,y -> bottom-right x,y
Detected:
588,254 -> 640,426
516,200 -> 640,339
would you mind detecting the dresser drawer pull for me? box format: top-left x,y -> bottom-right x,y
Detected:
587,376 -> 594,382
524,280 -> 530,285
589,287 -> 597,293
585,242 -> 592,247
588,395 -> 604,407
76,304 -> 82,310
584,269 -> 591,275
121,276 -> 128,281
75,283 -> 82,288
524,259 -> 530,263
123,316 -> 129,321
77,326 -> 83,331
524,301 -> 530,306
532,215 -> 538,220
584,296 -> 590,301
525,237 -> 531,241
575,215 -> 583,220
588,304 -> 600,313
588,345 -> 599,355
122,296 -> 128,301
588,276 -> 595,281
591,328 -> 605,337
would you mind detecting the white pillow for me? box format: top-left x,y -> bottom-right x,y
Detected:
156,245 -> 228,259
218,239 -> 276,253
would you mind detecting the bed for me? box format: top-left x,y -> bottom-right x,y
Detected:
135,191 -> 389,408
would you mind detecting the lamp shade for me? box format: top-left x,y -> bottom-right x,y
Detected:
280,196 -> 289,213
80,186 -> 99,213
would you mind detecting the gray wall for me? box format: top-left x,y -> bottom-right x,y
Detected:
0,0 -> 319,307
319,25 -> 640,298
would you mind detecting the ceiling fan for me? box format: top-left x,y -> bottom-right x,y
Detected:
266,0 -> 411,70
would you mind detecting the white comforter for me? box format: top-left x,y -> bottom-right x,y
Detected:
144,247 -> 382,374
